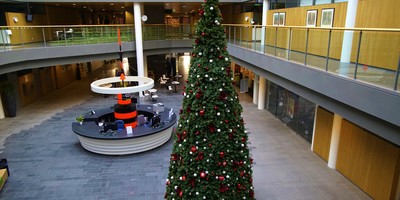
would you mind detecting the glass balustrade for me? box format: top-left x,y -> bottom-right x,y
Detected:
0,24 -> 399,91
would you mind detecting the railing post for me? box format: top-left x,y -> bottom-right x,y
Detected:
239,27 -> 242,47
394,56 -> 400,91
228,26 -> 231,43
305,28 -> 309,65
0,29 -> 5,50
63,27 -> 67,46
288,28 -> 292,60
326,29 -> 332,71
42,27 -> 46,47
20,28 -> 24,47
274,27 -> 278,56
354,30 -> 363,79
233,27 -> 236,45
253,26 -> 256,51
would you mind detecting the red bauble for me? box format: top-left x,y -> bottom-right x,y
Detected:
202,32 -> 205,36
225,120 -> 229,123
191,146 -> 197,152
222,161 -> 227,167
179,190 -> 183,197
195,131 -> 200,135
214,105 -> 218,110
219,55 -> 223,59
199,110 -> 205,116
218,176 -> 225,181
205,67 -> 209,71
190,90 -> 193,93
166,180 -> 170,185
208,143 -> 212,147
200,172 -> 206,178
242,137 -> 245,142
196,93 -> 201,99
182,175 -> 186,181
237,183 -> 241,189
185,79 -> 189,83
240,171 -> 245,177
197,63 -> 201,67
219,151 -> 225,158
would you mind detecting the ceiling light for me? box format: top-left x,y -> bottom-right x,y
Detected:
110,3 -> 114,6
121,6 -> 125,9
102,9 -> 105,11
182,5 -> 186,8
83,6 -> 86,9
72,3 -> 76,6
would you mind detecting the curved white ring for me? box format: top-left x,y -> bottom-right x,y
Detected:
91,76 -> 154,94
77,126 -> 173,155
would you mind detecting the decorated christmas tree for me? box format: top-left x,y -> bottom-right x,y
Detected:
165,0 -> 255,199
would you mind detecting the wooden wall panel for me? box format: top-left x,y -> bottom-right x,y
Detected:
312,107 -> 333,161
337,119 -> 400,200
264,1 -> 399,70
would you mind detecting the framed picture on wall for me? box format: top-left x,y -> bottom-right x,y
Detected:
306,10 -> 317,27
273,13 -> 279,26
279,12 -> 285,26
321,8 -> 334,27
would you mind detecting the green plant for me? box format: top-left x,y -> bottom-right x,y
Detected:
76,114 -> 84,123
0,82 -> 14,96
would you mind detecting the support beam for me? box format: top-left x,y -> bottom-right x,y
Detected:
328,114 -> 343,169
340,0 -> 359,63
257,76 -> 266,110
260,0 -> 269,53
253,74 -> 259,105
134,3 -> 145,97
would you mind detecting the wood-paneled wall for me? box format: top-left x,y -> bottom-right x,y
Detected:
312,107 -> 333,161
265,1 -> 399,70
336,119 -> 400,200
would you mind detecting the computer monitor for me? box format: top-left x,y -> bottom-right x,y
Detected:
26,14 -> 33,22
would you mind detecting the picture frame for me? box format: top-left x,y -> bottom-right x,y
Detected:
279,12 -> 285,26
273,13 -> 279,26
321,8 -> 334,28
306,10 -> 317,27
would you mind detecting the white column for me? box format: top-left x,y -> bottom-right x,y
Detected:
143,54 -> 148,77
0,94 -> 5,119
327,114 -> 343,169
310,105 -> 319,151
253,74 -> 259,105
340,0 -> 359,63
134,2 -> 145,97
260,0 -> 269,53
257,76 -> 266,110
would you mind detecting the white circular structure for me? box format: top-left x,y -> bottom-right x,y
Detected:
76,126 -> 173,155
91,76 -> 154,94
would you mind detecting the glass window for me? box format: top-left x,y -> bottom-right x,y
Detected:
315,0 -> 332,5
300,0 -> 313,6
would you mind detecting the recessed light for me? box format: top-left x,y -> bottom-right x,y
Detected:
83,6 -> 86,8
182,5 -> 186,8
102,9 -> 105,11
55,4 -> 59,6
121,6 -> 125,9
72,3 -> 76,6
166,3 -> 170,6
110,3 -> 114,6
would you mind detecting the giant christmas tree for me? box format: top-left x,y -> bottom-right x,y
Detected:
165,0 -> 255,199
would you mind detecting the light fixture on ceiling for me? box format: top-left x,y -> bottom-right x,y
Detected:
110,3 -> 114,6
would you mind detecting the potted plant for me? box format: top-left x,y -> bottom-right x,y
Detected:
0,82 -> 17,117
76,114 -> 84,125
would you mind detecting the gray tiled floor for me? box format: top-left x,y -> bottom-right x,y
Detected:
0,63 -> 371,199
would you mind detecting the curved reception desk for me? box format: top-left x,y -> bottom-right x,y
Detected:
72,104 -> 177,155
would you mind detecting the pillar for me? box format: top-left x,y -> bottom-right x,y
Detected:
257,76 -> 266,110
310,104 -> 318,151
134,2 -> 145,97
340,0 -> 359,63
260,0 -> 269,53
253,74 -> 259,105
0,94 -> 5,119
327,114 -> 343,169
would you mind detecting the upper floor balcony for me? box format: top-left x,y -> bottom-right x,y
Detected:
1,24 -> 399,92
